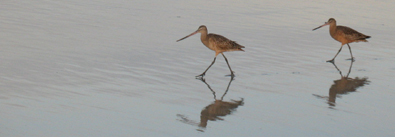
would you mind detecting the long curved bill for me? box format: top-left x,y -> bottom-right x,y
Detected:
176,31 -> 198,42
312,22 -> 329,31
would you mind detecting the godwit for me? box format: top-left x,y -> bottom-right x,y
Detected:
177,25 -> 245,78
313,18 -> 371,62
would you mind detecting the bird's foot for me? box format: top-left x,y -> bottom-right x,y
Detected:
196,76 -> 205,82
225,71 -> 235,77
195,73 -> 205,79
346,57 -> 355,62
326,59 -> 335,63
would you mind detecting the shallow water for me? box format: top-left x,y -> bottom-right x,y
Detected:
1,0 -> 395,136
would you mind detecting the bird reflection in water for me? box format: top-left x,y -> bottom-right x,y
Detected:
177,77 -> 244,132
313,61 -> 369,108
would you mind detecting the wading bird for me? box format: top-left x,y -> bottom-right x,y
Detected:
177,25 -> 245,78
313,18 -> 371,62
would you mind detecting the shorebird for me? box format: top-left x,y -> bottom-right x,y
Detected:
313,18 -> 371,62
177,25 -> 245,78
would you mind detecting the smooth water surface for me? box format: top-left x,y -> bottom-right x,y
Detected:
1,0 -> 395,136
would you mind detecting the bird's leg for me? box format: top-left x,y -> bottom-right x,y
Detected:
196,57 -> 216,78
345,59 -> 354,78
221,53 -> 235,77
220,76 -> 235,100
327,45 -> 343,63
330,61 -> 343,77
346,44 -> 355,62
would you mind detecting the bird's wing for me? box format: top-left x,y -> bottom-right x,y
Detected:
337,26 -> 368,40
208,34 -> 244,50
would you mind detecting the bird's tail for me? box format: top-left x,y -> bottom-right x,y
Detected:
231,41 -> 245,52
357,35 -> 370,42
238,45 -> 245,52
356,35 -> 371,42
237,44 -> 245,52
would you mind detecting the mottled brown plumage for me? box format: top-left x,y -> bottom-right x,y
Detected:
177,25 -> 245,78
313,18 -> 371,62
204,33 -> 245,56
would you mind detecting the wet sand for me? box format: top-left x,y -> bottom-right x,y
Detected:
1,0 -> 395,136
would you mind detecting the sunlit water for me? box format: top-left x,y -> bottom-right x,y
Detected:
1,0 -> 395,136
